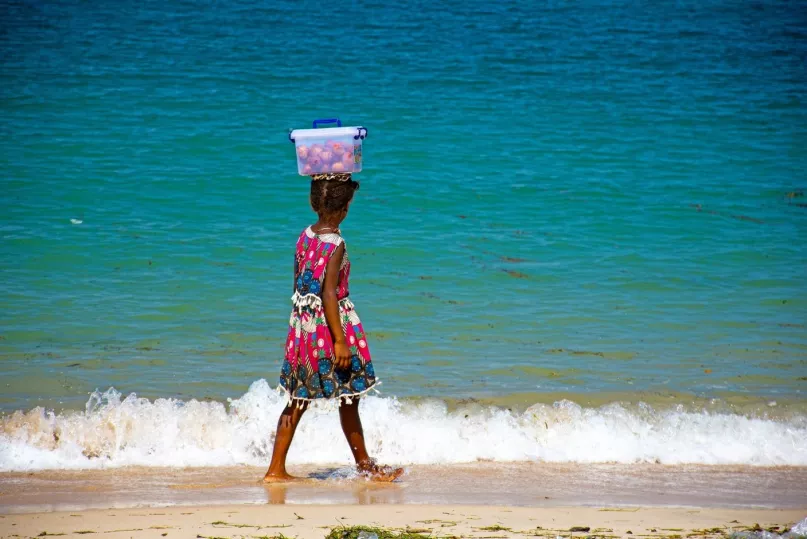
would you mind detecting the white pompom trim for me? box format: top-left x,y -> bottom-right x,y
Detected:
276,380 -> 381,410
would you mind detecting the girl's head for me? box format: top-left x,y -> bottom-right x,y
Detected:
309,173 -> 360,223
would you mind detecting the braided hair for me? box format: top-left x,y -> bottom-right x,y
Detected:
310,176 -> 360,216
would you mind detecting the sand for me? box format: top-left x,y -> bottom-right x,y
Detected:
1,503 -> 804,539
1,464 -> 805,539
2,463 -> 806,512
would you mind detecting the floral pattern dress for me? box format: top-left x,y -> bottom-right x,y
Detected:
279,226 -> 376,404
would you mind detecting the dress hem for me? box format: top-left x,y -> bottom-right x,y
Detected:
290,292 -> 354,311
277,380 -> 381,408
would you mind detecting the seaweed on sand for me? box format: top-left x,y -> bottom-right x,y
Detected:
325,525 -> 432,539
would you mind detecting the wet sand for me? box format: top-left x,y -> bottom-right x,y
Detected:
1,463 -> 805,514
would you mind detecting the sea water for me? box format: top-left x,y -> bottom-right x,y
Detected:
1,0 -> 805,470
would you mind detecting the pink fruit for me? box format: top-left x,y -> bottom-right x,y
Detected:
302,164 -> 313,174
308,157 -> 323,171
320,151 -> 333,163
296,145 -> 309,160
341,152 -> 353,167
330,142 -> 345,156
310,144 -> 323,157
331,162 -> 345,172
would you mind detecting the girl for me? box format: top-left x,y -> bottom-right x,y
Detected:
263,172 -> 403,483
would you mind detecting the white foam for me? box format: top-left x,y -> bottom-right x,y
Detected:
1,379 -> 806,471
792,517 -> 807,536
731,517 -> 807,539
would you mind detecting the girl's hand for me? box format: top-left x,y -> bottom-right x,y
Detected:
322,243 -> 350,370
334,340 -> 350,370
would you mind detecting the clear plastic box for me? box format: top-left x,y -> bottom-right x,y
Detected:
289,119 -> 367,175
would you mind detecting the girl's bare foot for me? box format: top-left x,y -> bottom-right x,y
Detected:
262,471 -> 303,483
263,404 -> 309,485
357,460 -> 405,482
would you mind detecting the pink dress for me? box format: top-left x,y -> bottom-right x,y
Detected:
279,226 -> 376,403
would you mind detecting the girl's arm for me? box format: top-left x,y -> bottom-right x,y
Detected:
293,256 -> 298,294
323,243 -> 349,369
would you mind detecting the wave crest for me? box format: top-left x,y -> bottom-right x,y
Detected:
1,379 -> 805,471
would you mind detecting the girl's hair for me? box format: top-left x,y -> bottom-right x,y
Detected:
310,178 -> 360,215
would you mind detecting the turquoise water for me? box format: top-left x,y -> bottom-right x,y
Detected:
2,0 -> 806,415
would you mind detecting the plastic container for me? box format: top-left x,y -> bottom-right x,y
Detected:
289,118 -> 367,175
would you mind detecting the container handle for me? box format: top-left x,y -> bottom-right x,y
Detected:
354,127 -> 368,140
313,118 -> 342,128
288,129 -> 295,143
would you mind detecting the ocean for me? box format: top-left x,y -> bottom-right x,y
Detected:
1,0 -> 806,471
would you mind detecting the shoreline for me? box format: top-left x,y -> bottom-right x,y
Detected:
2,463 -> 806,515
1,504 -> 805,539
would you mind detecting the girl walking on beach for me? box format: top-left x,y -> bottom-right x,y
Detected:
263,173 -> 402,483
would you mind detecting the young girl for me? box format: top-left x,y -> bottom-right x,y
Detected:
263,172 -> 403,483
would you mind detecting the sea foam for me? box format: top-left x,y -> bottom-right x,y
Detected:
1,379 -> 805,471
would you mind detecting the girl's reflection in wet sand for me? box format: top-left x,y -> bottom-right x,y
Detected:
262,480 -> 404,505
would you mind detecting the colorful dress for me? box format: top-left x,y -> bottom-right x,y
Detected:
279,226 -> 376,405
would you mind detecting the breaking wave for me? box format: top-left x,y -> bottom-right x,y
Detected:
1,379 -> 806,471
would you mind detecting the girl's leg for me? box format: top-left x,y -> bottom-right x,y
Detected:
338,398 -> 372,465
338,398 -> 404,482
263,402 -> 308,482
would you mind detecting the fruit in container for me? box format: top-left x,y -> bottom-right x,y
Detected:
329,142 -> 345,157
307,156 -> 323,172
290,123 -> 365,176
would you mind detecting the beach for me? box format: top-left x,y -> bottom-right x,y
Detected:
3,503 -> 805,539
2,464 -> 806,537
2,464 -> 807,538
3,463 -> 807,512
